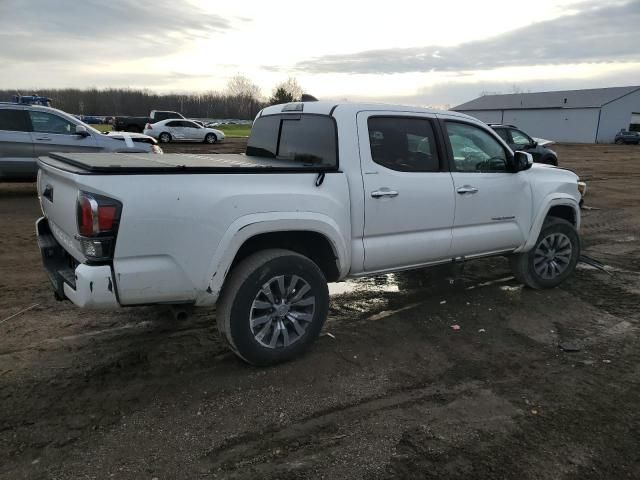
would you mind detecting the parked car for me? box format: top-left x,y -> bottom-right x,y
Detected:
144,119 -> 225,144
105,131 -> 161,147
0,103 -> 162,182
614,130 -> 640,144
36,101 -> 582,365
112,110 -> 185,133
489,124 -> 558,165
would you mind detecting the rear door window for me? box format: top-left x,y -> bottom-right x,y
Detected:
0,109 -> 31,132
367,116 -> 440,172
247,114 -> 337,167
493,128 -> 509,142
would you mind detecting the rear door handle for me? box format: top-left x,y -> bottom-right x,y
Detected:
456,185 -> 479,195
371,189 -> 399,198
35,136 -> 51,141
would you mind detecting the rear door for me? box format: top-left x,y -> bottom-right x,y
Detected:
29,110 -> 99,157
0,107 -> 36,180
440,118 -> 532,257
358,112 -> 455,272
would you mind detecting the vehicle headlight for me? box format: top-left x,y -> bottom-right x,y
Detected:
577,181 -> 587,197
151,145 -> 163,154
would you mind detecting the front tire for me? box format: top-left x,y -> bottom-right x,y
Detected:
510,217 -> 580,289
615,139 -> 625,145
217,249 -> 329,366
204,133 -> 217,144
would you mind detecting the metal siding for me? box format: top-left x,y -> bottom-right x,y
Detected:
598,90 -> 640,143
453,86 -> 640,111
501,108 -> 599,143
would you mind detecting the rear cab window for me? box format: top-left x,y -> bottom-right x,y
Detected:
246,114 -> 338,168
0,109 -> 31,132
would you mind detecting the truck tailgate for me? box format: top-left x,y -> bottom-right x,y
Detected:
37,162 -> 86,263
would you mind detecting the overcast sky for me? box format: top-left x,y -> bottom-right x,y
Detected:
1,0 -> 639,107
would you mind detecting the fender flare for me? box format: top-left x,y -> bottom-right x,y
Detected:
195,212 -> 350,305
516,194 -> 581,252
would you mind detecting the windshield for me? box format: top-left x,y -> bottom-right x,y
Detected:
246,114 -> 337,167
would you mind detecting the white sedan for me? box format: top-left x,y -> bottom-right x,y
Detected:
144,119 -> 225,144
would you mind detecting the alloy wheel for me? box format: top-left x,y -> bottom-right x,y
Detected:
249,275 -> 316,349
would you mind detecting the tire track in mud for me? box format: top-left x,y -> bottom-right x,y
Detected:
562,271 -> 640,320
198,382 -> 481,475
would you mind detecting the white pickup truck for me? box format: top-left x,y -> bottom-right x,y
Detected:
36,102 -> 582,365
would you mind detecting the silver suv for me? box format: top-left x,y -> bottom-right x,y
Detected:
0,103 -> 162,182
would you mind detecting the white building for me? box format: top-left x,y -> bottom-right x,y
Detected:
452,86 -> 640,143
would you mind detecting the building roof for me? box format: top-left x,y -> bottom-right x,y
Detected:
453,86 -> 640,111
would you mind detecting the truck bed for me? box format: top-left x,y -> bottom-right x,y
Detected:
41,153 -> 337,175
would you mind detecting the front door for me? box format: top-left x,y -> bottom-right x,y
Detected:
28,111 -> 98,157
183,121 -> 204,141
358,112 -> 455,272
440,118 -> 532,257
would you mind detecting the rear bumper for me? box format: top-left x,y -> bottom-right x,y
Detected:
36,217 -> 119,308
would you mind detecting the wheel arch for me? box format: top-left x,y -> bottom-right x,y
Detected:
518,196 -> 581,252
195,213 -> 350,306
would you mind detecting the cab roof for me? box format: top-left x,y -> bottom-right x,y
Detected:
259,101 -> 477,121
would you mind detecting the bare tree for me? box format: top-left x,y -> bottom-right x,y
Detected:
225,74 -> 261,100
272,77 -> 303,102
0,87 -> 266,120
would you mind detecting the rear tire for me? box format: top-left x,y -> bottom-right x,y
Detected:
204,133 -> 217,144
217,249 -> 329,366
615,139 -> 624,145
510,217 -> 580,289
159,132 -> 172,143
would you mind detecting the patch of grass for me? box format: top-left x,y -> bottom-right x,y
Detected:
93,124 -> 112,133
217,124 -> 251,137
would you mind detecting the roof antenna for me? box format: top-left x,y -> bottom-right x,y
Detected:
301,93 -> 318,102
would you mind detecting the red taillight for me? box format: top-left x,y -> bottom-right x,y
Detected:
78,195 -> 94,236
77,193 -> 122,261
145,123 -> 152,130
98,206 -> 117,231
77,193 -> 121,236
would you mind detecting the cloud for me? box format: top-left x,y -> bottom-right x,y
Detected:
291,0 -> 640,74
0,0 -> 235,63
338,64 -> 640,108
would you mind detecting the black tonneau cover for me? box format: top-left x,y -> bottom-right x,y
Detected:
42,153 -> 336,175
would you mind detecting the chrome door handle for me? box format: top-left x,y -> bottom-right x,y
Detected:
371,190 -> 399,198
35,137 -> 51,141
456,185 -> 478,195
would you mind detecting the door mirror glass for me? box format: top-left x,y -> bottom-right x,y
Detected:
75,125 -> 90,137
513,151 -> 533,172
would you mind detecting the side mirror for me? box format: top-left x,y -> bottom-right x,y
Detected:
513,151 -> 533,172
530,141 -> 538,148
75,125 -> 90,137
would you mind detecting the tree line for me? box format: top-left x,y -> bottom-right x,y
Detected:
0,76 -> 305,119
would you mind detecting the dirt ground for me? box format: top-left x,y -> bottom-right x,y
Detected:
1,142 -> 640,479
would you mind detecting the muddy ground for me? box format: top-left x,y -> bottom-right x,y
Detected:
1,142 -> 640,479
